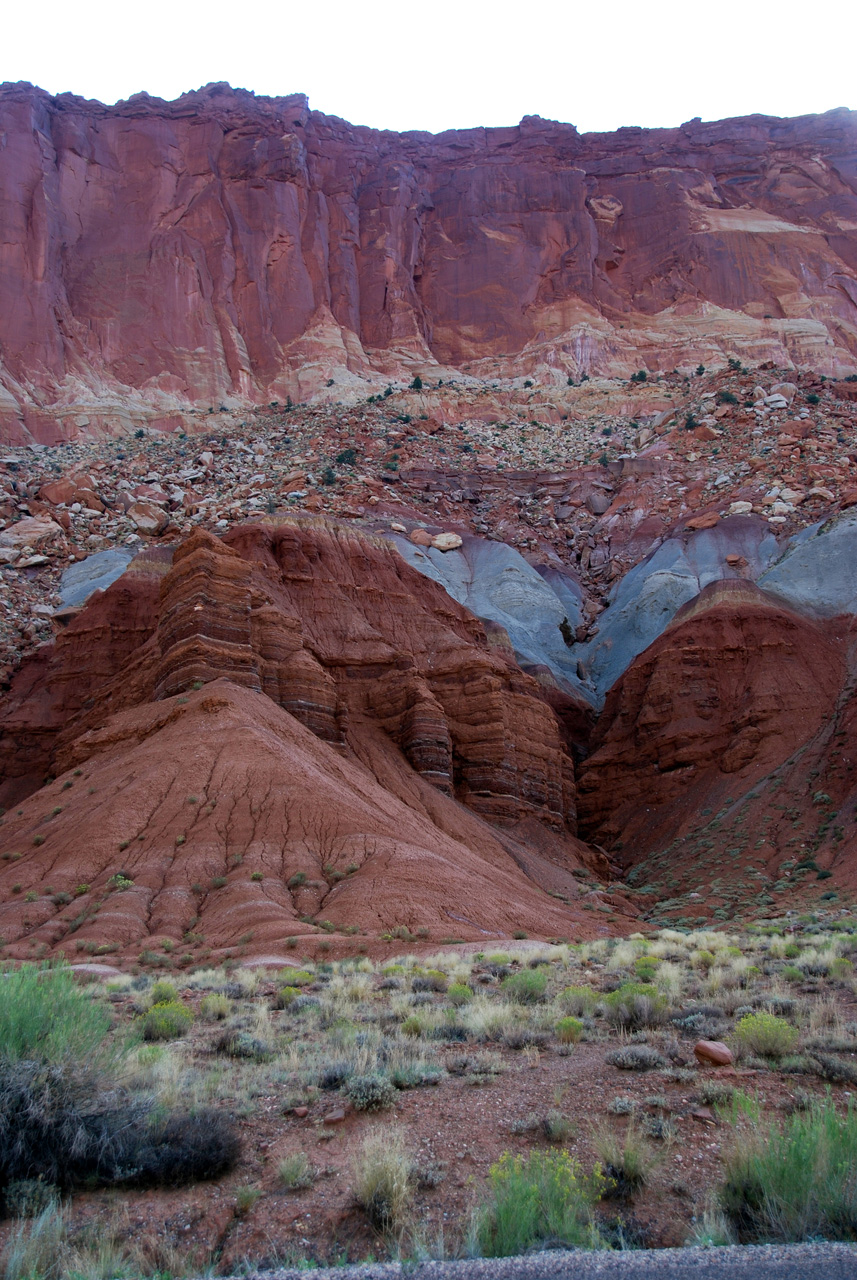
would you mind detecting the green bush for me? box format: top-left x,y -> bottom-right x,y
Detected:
477,1150 -> 605,1256
734,1012 -> 798,1059
721,1098 -> 857,1241
141,1000 -> 193,1042
199,993 -> 231,1020
285,969 -> 314,986
0,969 -> 238,1200
501,969 -> 548,1004
556,1017 -> 584,1044
447,983 -> 473,1006
3,1177 -> 58,1219
558,985 -> 597,1016
149,979 -> 178,1005
0,964 -> 114,1068
604,982 -> 667,1029
276,986 -> 300,1008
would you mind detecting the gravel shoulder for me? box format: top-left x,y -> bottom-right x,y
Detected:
227,1243 -> 857,1280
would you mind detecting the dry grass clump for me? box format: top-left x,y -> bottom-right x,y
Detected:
591,1116 -> 660,1197
351,1125 -> 414,1234
278,1151 -> 316,1189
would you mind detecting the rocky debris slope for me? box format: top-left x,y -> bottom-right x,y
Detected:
1,81 -> 856,442
1,362 -> 856,690
0,519 -> 625,960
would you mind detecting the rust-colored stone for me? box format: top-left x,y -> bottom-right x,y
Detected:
1,82 -> 855,444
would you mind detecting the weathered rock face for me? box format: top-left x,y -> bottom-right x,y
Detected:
1,519 -> 578,829
0,518 -> 608,956
1,81 -> 856,443
577,580 -> 849,857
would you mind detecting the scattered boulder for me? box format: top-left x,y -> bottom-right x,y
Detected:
693,1040 -> 734,1067
431,531 -> 463,552
127,502 -> 169,535
0,516 -> 65,552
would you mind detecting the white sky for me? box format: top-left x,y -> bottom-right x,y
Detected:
4,0 -> 855,135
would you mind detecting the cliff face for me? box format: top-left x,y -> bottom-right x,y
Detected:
1,81 -> 856,443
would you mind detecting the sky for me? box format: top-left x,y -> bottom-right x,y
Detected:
4,0 -> 855,135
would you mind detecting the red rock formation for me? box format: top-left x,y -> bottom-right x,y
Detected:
0,518 -> 606,956
577,581 -> 848,855
1,81 -> 855,443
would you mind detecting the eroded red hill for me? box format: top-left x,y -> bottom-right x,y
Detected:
0,519 -> 622,961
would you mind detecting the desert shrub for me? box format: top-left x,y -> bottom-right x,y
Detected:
734,1012 -> 798,1059
276,985 -> 301,1008
215,1029 -> 272,1061
0,1061 -> 129,1190
501,1028 -> 549,1051
501,969 -> 548,1004
284,969 -> 314,986
447,983 -> 473,1006
389,1060 -> 443,1090
141,1000 -> 193,1042
317,1058 -> 355,1090
278,1151 -> 315,1190
0,1060 -> 237,1192
346,1074 -> 396,1112
558,985 -> 597,1016
591,1118 -> 657,1197
721,1098 -> 857,1241
605,982 -> 667,1030
352,1126 -> 413,1233
199,993 -> 231,1021
401,1016 -> 423,1038
806,1053 -> 857,1084
477,1150 -> 605,1256
412,970 -> 447,993
0,963 -> 114,1069
149,979 -> 178,1005
605,1046 -> 667,1072
127,1109 -> 240,1186
556,1017 -> 584,1044
3,1177 -> 57,1219
0,964 -> 238,1200
290,995 -> 320,1013
510,1110 -> 572,1142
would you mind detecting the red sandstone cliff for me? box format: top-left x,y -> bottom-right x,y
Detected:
1,81 -> 856,443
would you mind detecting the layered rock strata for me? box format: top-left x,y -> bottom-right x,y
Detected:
0,518 -> 606,957
1,81 -> 855,443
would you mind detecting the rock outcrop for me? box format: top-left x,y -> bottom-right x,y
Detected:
1,81 -> 856,443
0,518 -> 611,957
576,579 -> 857,918
578,580 -> 846,849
